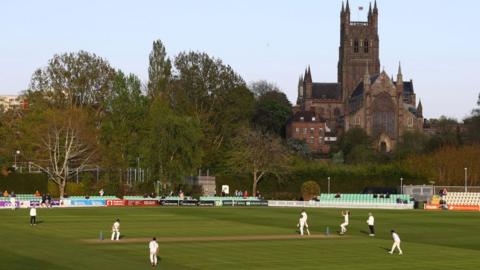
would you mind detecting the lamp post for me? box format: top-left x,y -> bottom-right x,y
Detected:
14,150 -> 20,169
327,177 -> 331,194
464,167 -> 468,193
400,177 -> 403,194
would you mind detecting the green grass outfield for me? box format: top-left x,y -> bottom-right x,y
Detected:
1,207 -> 480,270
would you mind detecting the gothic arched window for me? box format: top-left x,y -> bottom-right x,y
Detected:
372,93 -> 396,138
354,40 -> 359,53
364,39 -> 369,53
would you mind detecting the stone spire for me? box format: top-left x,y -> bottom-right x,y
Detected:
306,66 -> 312,83
397,62 -> 403,84
417,100 -> 423,118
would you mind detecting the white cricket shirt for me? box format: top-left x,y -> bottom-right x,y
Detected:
392,232 -> 401,242
367,216 -> 374,226
30,208 -> 37,216
149,241 -> 159,253
113,221 -> 120,231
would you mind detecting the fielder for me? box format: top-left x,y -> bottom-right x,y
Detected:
340,210 -> 349,235
297,209 -> 310,236
149,237 -> 159,267
111,219 -> 120,241
389,230 -> 403,255
29,206 -> 37,226
366,212 -> 375,236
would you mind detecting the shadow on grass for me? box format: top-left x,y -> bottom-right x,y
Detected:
380,246 -> 390,252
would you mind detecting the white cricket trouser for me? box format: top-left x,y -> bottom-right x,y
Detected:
390,241 -> 403,254
299,220 -> 310,235
340,222 -> 348,233
150,252 -> 157,265
111,231 -> 120,240
10,200 -> 16,210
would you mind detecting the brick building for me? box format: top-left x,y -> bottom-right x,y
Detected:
291,1 -> 424,152
286,111 -> 336,153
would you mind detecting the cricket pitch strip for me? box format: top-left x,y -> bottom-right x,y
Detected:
83,234 -> 345,244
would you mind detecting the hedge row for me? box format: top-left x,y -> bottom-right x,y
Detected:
216,163 -> 428,200
0,173 -> 48,193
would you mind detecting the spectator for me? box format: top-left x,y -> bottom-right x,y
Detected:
386,193 -> 391,199
41,194 -> 47,207
441,188 -> 448,201
243,190 -> 248,199
380,194 -> 385,199
34,190 -> 41,197
256,190 -> 261,198
3,190 -> 9,197
99,189 -> 104,197
373,194 -> 378,199
234,190 -> 238,197
179,190 -> 184,200
46,194 -> 52,207
335,193 -> 341,199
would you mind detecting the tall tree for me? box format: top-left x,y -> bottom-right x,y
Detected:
249,80 -> 281,98
147,40 -> 172,98
250,81 -> 292,137
100,71 -> 148,170
143,99 -> 203,184
19,108 -> 97,197
171,51 -> 250,169
227,128 -> 289,195
28,51 -> 115,110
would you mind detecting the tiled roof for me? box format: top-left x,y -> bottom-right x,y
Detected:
290,110 -> 326,123
311,83 -> 341,100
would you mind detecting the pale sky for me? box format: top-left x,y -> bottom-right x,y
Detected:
1,0 -> 479,120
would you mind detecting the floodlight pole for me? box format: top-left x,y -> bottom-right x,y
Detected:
400,177 -> 403,194
327,177 -> 331,194
14,150 -> 20,169
464,167 -> 468,193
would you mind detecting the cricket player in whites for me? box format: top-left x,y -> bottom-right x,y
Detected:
111,218 -> 120,241
366,212 -> 375,236
339,210 -> 349,235
389,230 -> 403,255
297,209 -> 310,235
149,237 -> 159,267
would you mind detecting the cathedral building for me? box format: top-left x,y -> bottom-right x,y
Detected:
291,1 -> 424,152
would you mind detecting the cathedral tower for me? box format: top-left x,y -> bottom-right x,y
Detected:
338,0 -> 380,101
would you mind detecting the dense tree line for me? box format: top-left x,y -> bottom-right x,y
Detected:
0,40 -> 290,196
